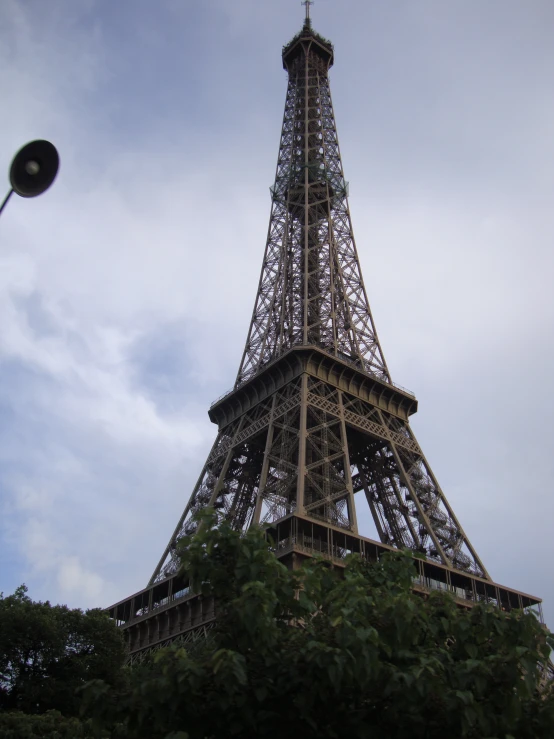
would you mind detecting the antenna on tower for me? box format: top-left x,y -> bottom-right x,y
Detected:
302,0 -> 313,27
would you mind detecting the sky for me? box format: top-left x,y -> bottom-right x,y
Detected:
0,0 -> 553,624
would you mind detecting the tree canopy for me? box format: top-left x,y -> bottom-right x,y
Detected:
80,510 -> 554,739
0,584 -> 126,718
0,709 -> 99,739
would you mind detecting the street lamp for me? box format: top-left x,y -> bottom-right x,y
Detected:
0,140 -> 59,217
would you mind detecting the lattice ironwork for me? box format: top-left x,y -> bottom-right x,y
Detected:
149,18 -> 490,585
127,623 -> 216,666
235,22 -> 389,388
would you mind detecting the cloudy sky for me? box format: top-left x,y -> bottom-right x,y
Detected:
0,0 -> 553,624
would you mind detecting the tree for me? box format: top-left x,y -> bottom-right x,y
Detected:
0,585 -> 126,718
83,510 -> 554,739
0,710 -> 99,738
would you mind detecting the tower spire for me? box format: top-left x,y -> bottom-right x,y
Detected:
302,0 -> 313,27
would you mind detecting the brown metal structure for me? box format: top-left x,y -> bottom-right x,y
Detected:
150,15 -> 488,585
108,12 -> 545,661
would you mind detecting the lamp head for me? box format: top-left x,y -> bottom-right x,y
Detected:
9,140 -> 59,198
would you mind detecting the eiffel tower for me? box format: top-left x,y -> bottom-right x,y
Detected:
108,7 -> 544,660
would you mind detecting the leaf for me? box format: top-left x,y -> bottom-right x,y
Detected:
455,690 -> 473,706
465,643 -> 478,659
255,686 -> 268,702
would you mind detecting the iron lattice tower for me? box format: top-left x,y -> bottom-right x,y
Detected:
108,11 -> 545,664
150,13 -> 491,586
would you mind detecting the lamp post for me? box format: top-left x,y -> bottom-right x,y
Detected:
0,140 -> 59,218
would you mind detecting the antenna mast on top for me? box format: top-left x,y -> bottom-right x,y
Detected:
302,0 -> 313,26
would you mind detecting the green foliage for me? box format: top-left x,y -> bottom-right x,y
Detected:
0,584 -> 127,718
81,510 -> 554,739
0,709 -> 100,738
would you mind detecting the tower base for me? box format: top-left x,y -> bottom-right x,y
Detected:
107,514 -> 544,663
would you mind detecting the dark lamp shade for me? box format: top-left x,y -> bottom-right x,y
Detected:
9,140 -> 59,198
